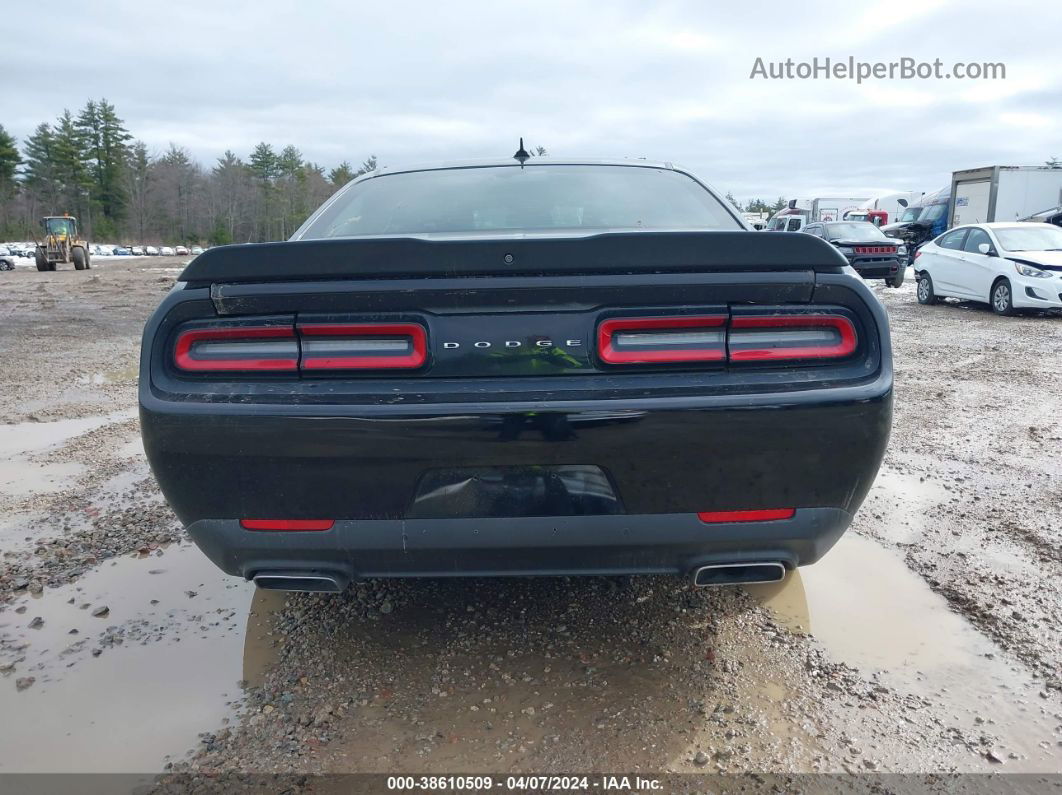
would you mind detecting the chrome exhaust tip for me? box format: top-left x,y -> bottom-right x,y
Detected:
252,572 -> 347,593
692,562 -> 786,587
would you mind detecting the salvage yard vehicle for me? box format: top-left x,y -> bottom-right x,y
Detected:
140,157 -> 893,592
766,196 -> 869,231
34,215 -> 91,271
802,221 -> 907,287
1021,205 -> 1062,228
843,192 -> 922,228
915,222 -> 1062,315
882,188 -> 950,263
950,165 -> 1062,226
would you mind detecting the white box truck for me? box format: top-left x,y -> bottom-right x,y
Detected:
949,166 -> 1062,226
766,197 -> 869,231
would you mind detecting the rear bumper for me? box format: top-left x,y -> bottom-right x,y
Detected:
142,386 -> 891,581
188,507 -> 853,581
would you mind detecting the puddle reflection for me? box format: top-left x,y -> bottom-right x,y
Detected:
0,545 -> 254,773
747,531 -> 1059,767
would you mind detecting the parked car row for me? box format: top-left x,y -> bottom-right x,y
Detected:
101,245 -> 205,257
796,218 -> 1061,315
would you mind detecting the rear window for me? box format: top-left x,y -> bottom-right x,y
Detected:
296,164 -> 740,238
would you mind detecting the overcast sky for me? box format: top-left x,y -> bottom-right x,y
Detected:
2,0 -> 1058,202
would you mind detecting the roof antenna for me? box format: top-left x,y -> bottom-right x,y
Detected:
513,137 -> 530,165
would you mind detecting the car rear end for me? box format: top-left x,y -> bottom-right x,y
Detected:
844,242 -> 904,280
140,162 -> 892,590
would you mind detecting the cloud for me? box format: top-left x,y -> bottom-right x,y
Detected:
0,0 -> 1058,202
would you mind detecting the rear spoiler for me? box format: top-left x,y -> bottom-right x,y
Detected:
178,231 -> 849,284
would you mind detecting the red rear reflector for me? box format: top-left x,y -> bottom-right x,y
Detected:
174,326 -> 298,372
597,315 -> 727,364
240,519 -> 335,531
728,314 -> 856,362
299,322 -> 427,370
697,508 -> 795,523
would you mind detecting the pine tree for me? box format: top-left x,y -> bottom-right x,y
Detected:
23,123 -> 60,212
212,150 -> 249,243
248,143 -> 278,182
51,110 -> 93,223
356,155 -> 378,177
76,98 -> 132,232
248,143 -> 279,239
0,124 -> 19,200
329,161 -> 355,187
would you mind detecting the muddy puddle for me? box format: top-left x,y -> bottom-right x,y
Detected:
0,409 -> 138,501
748,531 -> 1060,770
0,544 -> 258,773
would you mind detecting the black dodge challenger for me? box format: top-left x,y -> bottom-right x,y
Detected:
140,158 -> 892,591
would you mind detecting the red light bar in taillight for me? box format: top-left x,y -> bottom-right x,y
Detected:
697,508 -> 795,523
299,322 -> 428,370
174,326 -> 298,372
240,519 -> 335,531
728,314 -> 856,362
597,315 -> 727,364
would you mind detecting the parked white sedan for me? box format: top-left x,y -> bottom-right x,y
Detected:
915,223 -> 1062,315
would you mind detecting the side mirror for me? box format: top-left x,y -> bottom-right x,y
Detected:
977,243 -> 994,256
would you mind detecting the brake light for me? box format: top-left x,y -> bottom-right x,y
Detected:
174,326 -> 298,372
728,314 -> 857,362
597,315 -> 727,364
697,508 -> 795,523
240,519 -> 335,531
299,322 -> 427,370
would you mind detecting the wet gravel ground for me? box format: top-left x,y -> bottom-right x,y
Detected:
0,260 -> 1059,783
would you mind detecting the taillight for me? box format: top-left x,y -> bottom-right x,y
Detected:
596,311 -> 858,366
240,519 -> 335,531
914,250 -> 922,260
174,326 -> 298,372
728,314 -> 856,362
597,315 -> 727,364
698,508 -> 795,523
299,322 -> 427,370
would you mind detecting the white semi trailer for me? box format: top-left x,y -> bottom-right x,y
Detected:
949,166 -> 1062,226
766,197 -> 869,231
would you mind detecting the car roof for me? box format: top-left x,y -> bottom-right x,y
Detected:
978,222 -> 1055,229
359,157 -> 678,180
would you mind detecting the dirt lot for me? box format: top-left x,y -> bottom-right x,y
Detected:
0,258 -> 1059,784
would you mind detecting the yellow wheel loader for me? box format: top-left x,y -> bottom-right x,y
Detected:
35,215 -> 91,271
